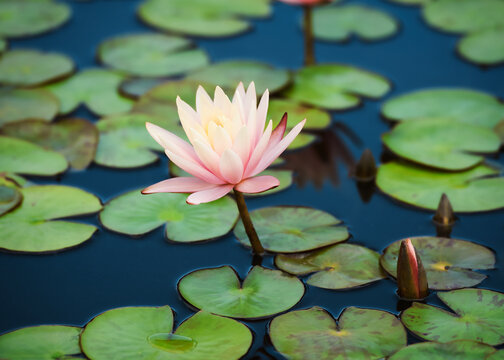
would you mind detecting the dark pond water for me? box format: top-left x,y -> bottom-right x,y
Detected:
1,0 -> 503,358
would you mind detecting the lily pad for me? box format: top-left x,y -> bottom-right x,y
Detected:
458,28 -> 504,65
0,49 -> 74,87
284,64 -> 391,110
401,288 -> 504,345
275,243 -> 386,290
287,132 -> 317,150
0,184 -> 22,216
2,118 -> 98,170
100,189 -> 238,242
389,340 -> 497,360
98,33 -> 209,77
139,79 -> 206,109
380,236 -> 495,290
270,306 -> 407,360
186,61 -> 290,94
0,38 -> 6,52
387,0 -> 430,4
0,136 -> 67,176
313,5 -> 399,42
268,99 -> 331,130
0,0 -> 71,38
234,206 -> 349,253
0,325 -> 82,360
376,161 -> 504,212
381,88 -> 504,128
0,185 -> 101,253
120,77 -> 167,99
178,266 -> 304,319
382,118 -> 501,170
131,96 -> 181,123
487,350 -> 504,360
0,88 -> 59,126
80,306 -> 252,360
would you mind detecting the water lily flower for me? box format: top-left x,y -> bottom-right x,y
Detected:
397,238 -> 429,300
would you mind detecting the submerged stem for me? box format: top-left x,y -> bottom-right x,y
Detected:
303,5 -> 315,66
234,190 -> 265,255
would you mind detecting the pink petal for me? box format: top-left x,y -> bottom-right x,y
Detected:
186,184 -> 234,205
165,148 -> 224,185
142,177 -> 215,194
219,149 -> 244,184
232,126 -> 251,166
235,175 -> 280,194
268,112 -> 288,149
255,89 -> 269,144
243,120 -> 273,177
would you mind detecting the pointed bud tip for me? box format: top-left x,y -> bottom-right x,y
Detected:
397,238 -> 429,300
433,193 -> 455,226
354,149 -> 377,181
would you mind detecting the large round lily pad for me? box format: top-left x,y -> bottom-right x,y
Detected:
284,64 -> 391,110
382,118 -> 501,170
268,99 -> 330,130
0,0 -> 71,38
313,5 -> 399,42
381,88 -> 504,128
178,266 -> 304,319
380,236 -> 495,290
0,185 -> 101,253
276,243 -> 386,290
100,188 -> 238,242
270,306 -> 407,360
376,161 -> 504,212
0,325 -> 82,360
458,28 -> 504,66
0,88 -> 59,126
81,306 -> 252,360
401,288 -> 504,345
98,33 -> 209,77
234,206 -> 349,253
0,49 -> 74,87
389,340 -> 497,360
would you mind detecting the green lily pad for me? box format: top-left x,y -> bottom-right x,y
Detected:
401,288 -> 504,345
131,96 -> 181,124
313,5 -> 399,42
389,340 -> 497,360
120,77 -> 167,99
186,61 -> 290,94
139,79 -> 208,109
178,266 -> 304,319
376,161 -> 504,212
284,64 -> 391,110
487,350 -> 504,360
0,0 -> 71,38
381,88 -> 504,128
234,206 -> 349,253
380,236 -> 495,290
0,185 -> 101,253
275,243 -> 386,290
458,28 -> 504,65
98,33 -> 209,77
0,325 -> 82,360
0,88 -> 59,126
387,0 -> 431,4
0,184 -> 22,216
45,69 -> 133,116
100,189 -> 238,242
382,118 -> 501,171
270,306 -> 407,360
0,38 -> 6,53
268,99 -> 331,130
287,132 -> 317,150
0,136 -> 67,176
81,306 -> 252,360
2,118 -> 98,170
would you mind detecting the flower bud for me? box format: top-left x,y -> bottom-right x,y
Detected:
397,239 -> 429,300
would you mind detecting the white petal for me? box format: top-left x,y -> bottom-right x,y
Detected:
193,139 -> 222,178
232,126 -> 251,166
219,149 -> 244,184
208,122 -> 232,154
255,89 -> 269,142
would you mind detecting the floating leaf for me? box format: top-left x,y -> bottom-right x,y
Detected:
131,96 -> 181,123
458,28 -> 504,65
0,38 -> 6,53
270,307 -> 407,360
401,288 -> 504,345
0,185 -> 101,253
0,184 -> 22,216
179,266 -> 304,319
120,77 -> 167,99
2,118 -> 98,170
100,189 -> 238,242
487,350 -> 504,360
80,306 -> 252,360
382,118 -> 501,170
389,340 -> 497,360
276,243 -> 386,290
268,99 -> 331,130
284,64 -> 391,110
139,79 -> 206,109
98,33 -> 209,77
381,236 -> 495,290
0,88 -> 59,126
234,206 -> 349,253
0,325 -> 82,360
287,132 -> 317,150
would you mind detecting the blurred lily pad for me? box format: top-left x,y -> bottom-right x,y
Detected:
487,350 -> 504,360
389,340 -> 497,360
276,243 -> 386,290
178,266 -> 304,319
98,33 -> 209,77
0,184 -> 22,216
0,38 -> 6,53
380,236 -> 495,290
382,118 -> 501,170
234,206 -> 349,253
100,189 -> 238,242
0,0 -> 71,38
140,79 -> 205,108
286,132 -> 317,150
0,88 -> 59,126
458,28 -> 504,65
268,99 -> 331,130
0,325 -> 82,360
376,161 -> 504,212
120,77 -> 167,99
381,88 -> 504,128
313,5 -> 399,42
2,118 -> 98,170
131,96 -> 180,122
401,288 -> 504,345
81,306 -> 252,360
284,64 -> 391,110
0,185 -> 101,253
270,306 -> 407,360
0,49 -> 74,87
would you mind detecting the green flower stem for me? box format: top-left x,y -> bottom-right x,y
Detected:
303,5 -> 315,66
234,190 -> 265,255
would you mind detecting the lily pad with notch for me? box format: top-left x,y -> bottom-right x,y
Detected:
0,88 -> 59,126
458,28 -> 504,66
0,181 -> 22,216
389,340 -> 497,360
